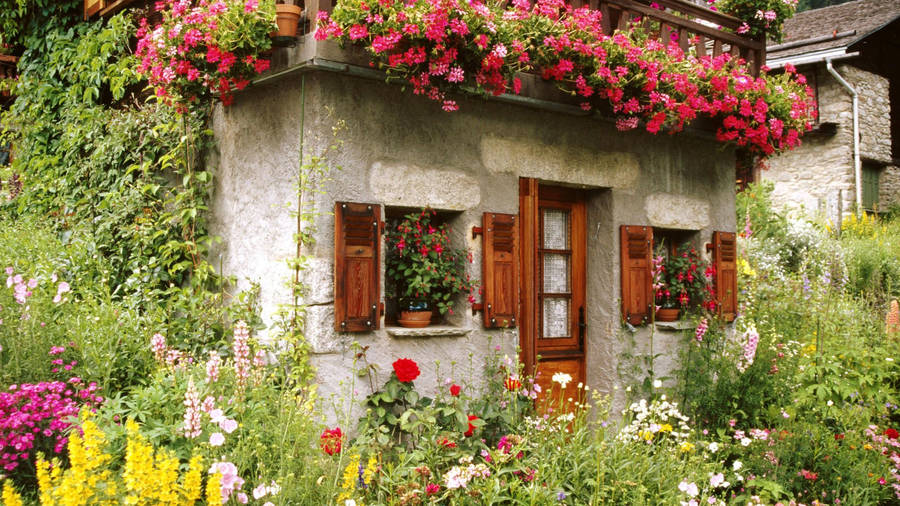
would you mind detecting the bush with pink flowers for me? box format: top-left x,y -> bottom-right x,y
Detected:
318,0 -> 814,158
0,379 -> 103,474
136,0 -> 277,109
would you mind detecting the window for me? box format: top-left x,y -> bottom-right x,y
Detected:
620,226 -> 736,324
382,207 -> 467,326
335,202 -> 509,332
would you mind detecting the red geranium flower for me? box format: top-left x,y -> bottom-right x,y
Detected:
393,358 -> 420,382
834,433 -> 845,440
320,427 -> 343,455
449,384 -> 461,396
504,377 -> 521,391
465,414 -> 478,437
426,483 -> 440,495
437,436 -> 457,448
799,469 -> 818,481
885,428 -> 899,439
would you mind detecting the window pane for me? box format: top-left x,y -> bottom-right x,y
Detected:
543,209 -> 569,249
543,253 -> 569,293
542,298 -> 569,338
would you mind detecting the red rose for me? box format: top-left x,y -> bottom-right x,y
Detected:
465,414 -> 478,437
449,384 -> 461,396
393,358 -> 420,382
320,427 -> 343,455
504,377 -> 521,391
885,428 -> 899,440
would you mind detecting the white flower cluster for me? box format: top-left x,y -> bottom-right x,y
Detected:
617,396 -> 691,444
443,457 -> 491,490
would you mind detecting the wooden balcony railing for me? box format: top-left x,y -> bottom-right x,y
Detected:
84,0 -> 146,20
596,0 -> 764,74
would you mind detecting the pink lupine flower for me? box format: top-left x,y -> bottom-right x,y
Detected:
233,321 -> 251,397
206,351 -> 222,383
151,333 -> 167,363
183,377 -> 202,438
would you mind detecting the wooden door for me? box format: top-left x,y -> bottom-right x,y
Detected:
519,179 -> 586,411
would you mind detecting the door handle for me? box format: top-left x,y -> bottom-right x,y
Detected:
578,306 -> 586,350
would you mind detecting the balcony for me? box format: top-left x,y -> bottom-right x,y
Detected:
85,0 -> 763,114
84,0 -> 762,73
301,0 -> 764,73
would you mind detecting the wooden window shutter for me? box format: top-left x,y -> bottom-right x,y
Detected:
334,202 -> 381,332
482,212 -> 519,328
620,225 -> 653,325
712,231 -> 737,322
84,0 -> 105,19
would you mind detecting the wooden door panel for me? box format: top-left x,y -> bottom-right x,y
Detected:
535,356 -> 584,414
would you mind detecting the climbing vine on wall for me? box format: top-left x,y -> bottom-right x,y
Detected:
0,13 -> 254,351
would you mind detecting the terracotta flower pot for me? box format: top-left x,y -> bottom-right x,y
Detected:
274,4 -> 303,41
398,309 -> 433,328
655,308 -> 680,322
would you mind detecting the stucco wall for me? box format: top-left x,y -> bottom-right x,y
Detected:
209,70 -> 736,419
764,63 -> 892,217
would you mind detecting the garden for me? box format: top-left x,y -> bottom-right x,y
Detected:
2,0 -> 898,505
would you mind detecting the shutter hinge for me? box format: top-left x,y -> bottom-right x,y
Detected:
705,242 -> 714,254
472,226 -> 483,239
471,303 -> 484,315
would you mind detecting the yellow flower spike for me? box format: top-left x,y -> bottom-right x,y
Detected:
36,457 -> 55,505
2,481 -> 24,506
363,455 -> 378,486
183,454 -> 204,504
206,473 -> 223,506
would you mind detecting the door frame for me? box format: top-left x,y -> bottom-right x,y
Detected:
518,178 -> 587,386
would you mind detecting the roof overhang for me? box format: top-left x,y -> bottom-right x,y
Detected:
766,46 -> 858,69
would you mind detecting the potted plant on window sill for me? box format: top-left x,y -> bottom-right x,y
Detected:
652,242 -> 716,322
386,208 -> 477,328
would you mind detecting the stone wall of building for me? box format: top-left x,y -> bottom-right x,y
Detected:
764,62 -> 892,218
881,165 -> 900,209
209,70 -> 736,418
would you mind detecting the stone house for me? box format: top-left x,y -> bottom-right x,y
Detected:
85,0 -> 748,408
762,0 -> 900,217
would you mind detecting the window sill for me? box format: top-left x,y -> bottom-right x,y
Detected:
655,320 -> 694,331
386,326 -> 472,339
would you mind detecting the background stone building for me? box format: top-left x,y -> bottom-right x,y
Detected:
763,0 -> 900,217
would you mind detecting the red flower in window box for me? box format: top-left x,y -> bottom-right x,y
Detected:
392,358 -> 420,382
465,414 -> 478,437
320,427 -> 343,455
